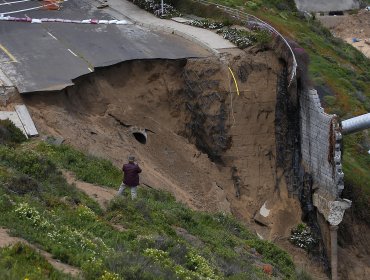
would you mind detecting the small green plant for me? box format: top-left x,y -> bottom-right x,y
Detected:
290,223 -> 317,251
144,248 -> 221,279
129,0 -> 180,18
246,239 -> 295,278
100,270 -> 121,280
185,250 -> 220,279
245,1 -> 260,11
188,19 -> 225,29
253,30 -> 273,49
218,28 -> 254,49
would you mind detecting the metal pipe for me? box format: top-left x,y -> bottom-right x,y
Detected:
342,113 -> 370,135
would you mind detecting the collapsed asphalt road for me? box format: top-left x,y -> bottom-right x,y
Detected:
0,0 -> 210,93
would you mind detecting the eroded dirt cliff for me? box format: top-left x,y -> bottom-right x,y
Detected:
21,50 -> 301,236
9,48 -> 337,278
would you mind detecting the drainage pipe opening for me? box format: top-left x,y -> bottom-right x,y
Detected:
328,11 -> 344,16
133,131 -> 147,144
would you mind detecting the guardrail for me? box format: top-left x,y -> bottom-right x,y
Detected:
191,0 -> 298,87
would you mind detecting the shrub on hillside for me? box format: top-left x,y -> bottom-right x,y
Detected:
0,119 -> 27,146
246,239 -> 295,278
5,175 -> 40,196
129,0 -> 179,17
290,223 -> 317,251
188,19 -> 225,29
0,146 -> 56,181
217,28 -> 272,50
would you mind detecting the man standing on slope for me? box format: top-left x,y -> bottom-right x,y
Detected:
117,156 -> 142,199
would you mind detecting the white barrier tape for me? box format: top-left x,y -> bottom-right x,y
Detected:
0,15 -> 129,25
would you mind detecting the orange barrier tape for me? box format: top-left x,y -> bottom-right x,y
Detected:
42,0 -> 61,10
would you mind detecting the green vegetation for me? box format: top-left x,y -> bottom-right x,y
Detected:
0,119 -> 27,146
0,243 -> 74,280
0,126 -> 305,279
290,223 -> 317,252
35,142 -> 122,188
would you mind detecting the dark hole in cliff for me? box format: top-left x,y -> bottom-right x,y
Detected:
328,11 -> 344,16
133,132 -> 147,144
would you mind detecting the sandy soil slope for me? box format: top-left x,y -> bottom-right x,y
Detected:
319,10 -> 370,58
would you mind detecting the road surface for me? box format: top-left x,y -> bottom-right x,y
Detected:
0,0 -> 210,93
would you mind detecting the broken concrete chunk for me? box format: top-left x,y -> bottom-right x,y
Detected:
254,201 -> 271,226
97,4 -> 109,9
254,212 -> 270,227
259,201 -> 270,217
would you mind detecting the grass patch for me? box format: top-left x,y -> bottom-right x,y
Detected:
0,243 -> 74,280
342,134 -> 370,225
35,142 -> 122,188
0,140 -> 302,279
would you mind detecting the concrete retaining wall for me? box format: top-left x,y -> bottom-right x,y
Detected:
300,89 -> 341,200
300,89 -> 351,278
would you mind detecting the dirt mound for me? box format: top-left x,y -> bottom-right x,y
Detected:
319,10 -> 370,57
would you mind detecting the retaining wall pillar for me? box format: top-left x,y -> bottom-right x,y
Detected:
330,225 -> 338,280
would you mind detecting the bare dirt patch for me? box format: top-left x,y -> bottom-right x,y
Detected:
63,170 -> 116,210
319,10 -> 370,58
338,212 -> 370,280
276,238 -> 329,280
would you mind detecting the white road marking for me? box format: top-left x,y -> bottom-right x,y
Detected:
47,32 -> 57,40
67,48 -> 78,57
88,68 -> 93,72
0,0 -> 10,6
0,0 -> 33,6
1,0 -> 68,15
1,5 -> 46,15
